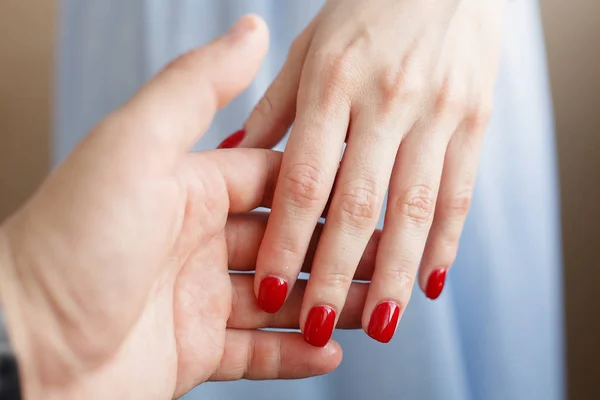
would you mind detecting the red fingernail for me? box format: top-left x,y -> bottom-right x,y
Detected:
257,276 -> 288,313
367,301 -> 401,343
425,268 -> 447,300
217,129 -> 245,149
303,305 -> 336,347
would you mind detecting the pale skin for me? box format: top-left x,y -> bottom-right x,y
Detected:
234,0 -> 508,343
0,0 -> 509,395
0,16 -> 381,399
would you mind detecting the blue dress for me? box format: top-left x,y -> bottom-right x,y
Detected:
55,1 -> 565,399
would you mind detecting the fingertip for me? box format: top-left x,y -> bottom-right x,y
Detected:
325,340 -> 343,358
225,14 -> 269,57
285,336 -> 343,377
244,13 -> 270,40
423,267 -> 448,300
257,275 -> 288,313
318,340 -> 344,372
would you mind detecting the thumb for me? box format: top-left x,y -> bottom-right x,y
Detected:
106,14 -> 269,163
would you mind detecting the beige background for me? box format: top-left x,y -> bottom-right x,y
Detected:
0,0 -> 53,219
0,1 -> 598,398
541,1 -> 600,398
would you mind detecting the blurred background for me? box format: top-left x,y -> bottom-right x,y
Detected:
0,1 -> 598,398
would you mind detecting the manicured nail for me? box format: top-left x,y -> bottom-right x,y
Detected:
425,268 -> 447,300
367,301 -> 401,343
303,305 -> 336,347
217,129 -> 245,149
257,276 -> 288,313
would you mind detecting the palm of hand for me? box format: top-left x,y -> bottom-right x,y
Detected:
5,139 -> 239,398
90,154 -> 239,399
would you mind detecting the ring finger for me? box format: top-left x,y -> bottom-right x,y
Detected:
362,114 -> 459,343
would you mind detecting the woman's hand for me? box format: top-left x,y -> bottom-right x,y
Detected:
0,16 -> 375,400
223,0 -> 507,345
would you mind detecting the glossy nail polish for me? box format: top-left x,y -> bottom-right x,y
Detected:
367,301 -> 401,343
217,129 -> 245,149
257,276 -> 288,313
303,305 -> 336,347
425,268 -> 447,300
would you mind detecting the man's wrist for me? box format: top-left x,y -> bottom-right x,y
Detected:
0,225 -> 50,400
0,226 -> 24,399
0,226 -> 19,347
1,309 -> 21,400
0,224 -> 90,400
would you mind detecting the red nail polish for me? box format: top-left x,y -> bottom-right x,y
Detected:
367,301 -> 401,343
425,268 -> 447,300
217,129 -> 245,149
257,276 -> 288,313
303,305 -> 336,347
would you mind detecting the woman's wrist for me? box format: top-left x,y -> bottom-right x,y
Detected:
0,227 -> 20,347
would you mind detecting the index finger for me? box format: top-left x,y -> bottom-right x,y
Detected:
253,57 -> 353,313
185,148 -> 282,213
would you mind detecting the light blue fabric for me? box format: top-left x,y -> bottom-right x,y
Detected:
55,1 -> 565,399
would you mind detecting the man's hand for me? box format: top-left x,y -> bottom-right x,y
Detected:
0,15 -> 377,399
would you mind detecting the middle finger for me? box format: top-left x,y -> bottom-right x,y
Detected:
300,104 -> 413,347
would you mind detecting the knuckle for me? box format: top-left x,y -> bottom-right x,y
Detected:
400,74 -> 425,101
281,162 -> 328,210
321,51 -> 355,86
246,337 -> 257,377
336,178 -> 382,230
397,52 -> 425,100
444,189 -> 473,218
376,64 -> 423,110
312,50 -> 356,109
228,278 -> 242,321
320,270 -> 354,292
262,235 -> 300,264
247,334 -> 282,379
380,265 -> 415,289
392,184 -> 436,225
434,81 -> 467,118
323,46 -> 357,78
464,101 -> 493,133
225,226 -> 241,267
253,94 -> 276,120
261,151 -> 279,208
